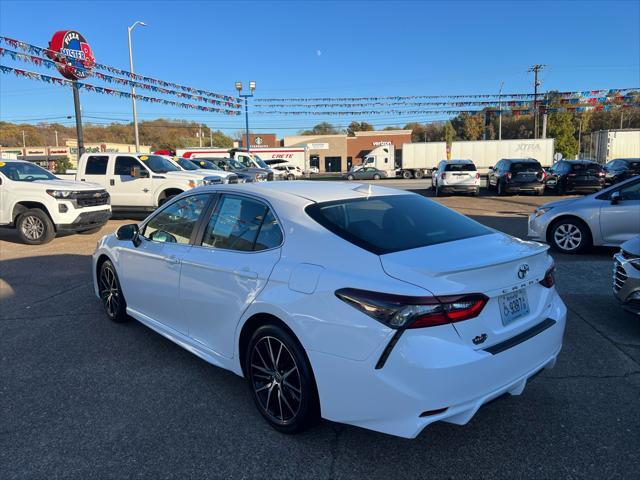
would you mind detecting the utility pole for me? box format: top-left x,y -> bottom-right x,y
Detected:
22,130 -> 26,148
55,130 -> 59,147
127,21 -> 147,152
620,111 -> 624,129
210,129 -> 213,147
198,124 -> 203,147
498,81 -> 504,140
577,116 -> 583,159
528,64 -> 545,139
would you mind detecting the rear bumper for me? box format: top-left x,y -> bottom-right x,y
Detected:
309,292 -> 566,438
504,182 -> 544,193
440,184 -> 479,193
56,210 -> 112,233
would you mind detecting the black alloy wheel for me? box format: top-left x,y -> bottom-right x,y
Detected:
99,260 -> 128,322
246,325 -> 319,433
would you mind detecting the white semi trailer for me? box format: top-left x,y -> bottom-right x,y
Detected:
591,129 -> 640,164
362,138 -> 555,178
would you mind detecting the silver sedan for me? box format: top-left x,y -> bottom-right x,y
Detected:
528,176 -> 640,253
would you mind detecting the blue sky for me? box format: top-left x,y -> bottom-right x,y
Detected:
1,0 -> 639,138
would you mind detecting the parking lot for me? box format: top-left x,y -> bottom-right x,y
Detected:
1,183 -> 639,479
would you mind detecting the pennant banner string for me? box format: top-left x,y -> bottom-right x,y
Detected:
0,64 -> 242,115
0,36 -> 242,103
0,46 -> 242,109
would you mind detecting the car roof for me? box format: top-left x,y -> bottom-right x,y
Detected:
442,159 -> 473,164
503,158 -> 539,162
197,180 -> 406,204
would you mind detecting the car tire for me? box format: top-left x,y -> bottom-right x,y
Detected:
435,184 -> 442,197
414,170 -> 424,179
402,170 -> 412,179
497,180 -> 505,196
549,218 -> 591,254
557,181 -> 566,195
245,324 -> 319,434
16,208 -> 55,245
373,174 -> 381,180
473,188 -> 480,196
98,260 -> 129,322
346,174 -> 354,181
287,174 -> 295,181
536,188 -> 545,196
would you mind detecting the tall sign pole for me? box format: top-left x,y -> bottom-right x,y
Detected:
48,30 -> 95,161
71,81 -> 85,157
528,64 -> 545,139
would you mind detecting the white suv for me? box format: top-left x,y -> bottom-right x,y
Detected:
0,159 -> 111,244
431,159 -> 481,196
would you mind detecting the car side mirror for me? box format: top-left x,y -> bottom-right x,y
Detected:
488,166 -> 494,171
116,223 -> 141,246
610,191 -> 621,205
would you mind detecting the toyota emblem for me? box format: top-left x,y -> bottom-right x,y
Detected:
517,264 -> 530,279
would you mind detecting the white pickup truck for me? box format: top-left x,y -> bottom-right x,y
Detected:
0,159 -> 111,244
65,152 -> 231,212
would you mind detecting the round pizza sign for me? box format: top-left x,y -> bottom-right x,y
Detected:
47,30 -> 95,80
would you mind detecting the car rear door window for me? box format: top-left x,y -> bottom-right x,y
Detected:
143,194 -> 211,244
85,156 -> 109,175
306,194 -> 491,255
511,162 -> 541,173
202,195 -> 281,252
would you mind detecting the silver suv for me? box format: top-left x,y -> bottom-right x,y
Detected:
613,235 -> 640,315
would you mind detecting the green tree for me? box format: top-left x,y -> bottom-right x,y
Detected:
442,121 -> 455,144
547,112 -> 578,158
346,121 -> 374,136
299,122 -> 341,135
53,156 -> 73,174
459,113 -> 485,140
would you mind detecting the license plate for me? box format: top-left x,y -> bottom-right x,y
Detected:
499,289 -> 530,326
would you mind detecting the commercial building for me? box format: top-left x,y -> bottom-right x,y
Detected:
283,129 -> 411,172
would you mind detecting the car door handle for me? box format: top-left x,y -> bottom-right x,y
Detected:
234,268 -> 258,279
164,255 -> 180,265
110,179 -> 115,186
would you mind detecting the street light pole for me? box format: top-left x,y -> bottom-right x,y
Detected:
498,81 -> 504,140
236,81 -> 256,152
128,21 -> 146,151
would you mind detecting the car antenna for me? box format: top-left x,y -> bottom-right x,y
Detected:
353,183 -> 373,197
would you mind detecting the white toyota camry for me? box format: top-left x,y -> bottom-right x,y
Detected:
93,181 -> 566,438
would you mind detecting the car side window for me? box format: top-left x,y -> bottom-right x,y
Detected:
619,180 -> 640,201
143,194 -> 211,244
85,156 -> 109,175
202,195 -> 281,252
115,156 -> 144,176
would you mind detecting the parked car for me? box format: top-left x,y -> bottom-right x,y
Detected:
613,235 -> 640,315
193,157 -> 270,182
343,167 -> 387,180
603,158 -> 640,186
487,158 -> 545,196
431,159 -> 480,196
94,182 -> 565,438
0,159 -> 111,244
169,156 -> 240,184
528,176 -> 640,253
59,153 -> 224,212
307,166 -> 320,174
544,160 -> 605,194
274,165 -> 304,180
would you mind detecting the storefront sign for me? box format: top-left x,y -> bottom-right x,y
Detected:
307,143 -> 329,150
48,147 -> 70,157
47,30 -> 95,80
372,141 -> 393,146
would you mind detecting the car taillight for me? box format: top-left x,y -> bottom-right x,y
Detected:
442,172 -> 447,179
475,172 -> 481,179
567,173 -> 576,177
597,171 -> 605,176
539,265 -> 555,288
335,288 -> 488,329
539,170 -> 546,181
506,172 -> 512,180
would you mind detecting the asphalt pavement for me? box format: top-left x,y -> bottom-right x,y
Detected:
1,184 -> 639,479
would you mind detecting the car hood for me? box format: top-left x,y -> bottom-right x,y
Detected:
163,171 -> 219,180
620,235 -> 640,255
538,196 -> 584,210
32,179 -> 106,190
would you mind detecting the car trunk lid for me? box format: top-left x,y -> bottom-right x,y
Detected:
379,233 -> 552,349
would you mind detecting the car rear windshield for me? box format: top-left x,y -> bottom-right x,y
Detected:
445,163 -> 476,172
305,194 -> 492,255
571,163 -> 603,172
511,162 -> 541,173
